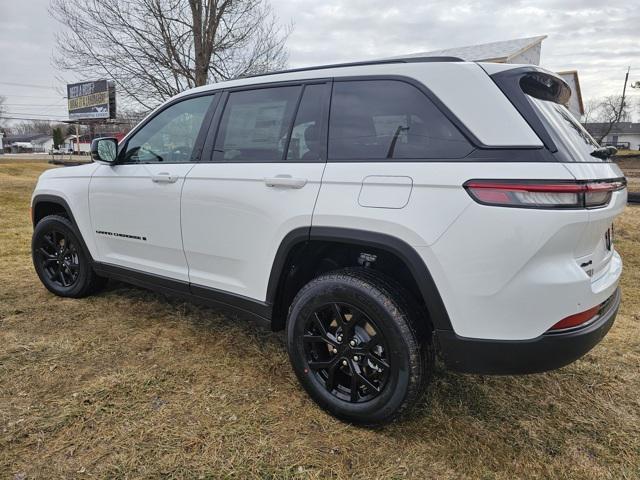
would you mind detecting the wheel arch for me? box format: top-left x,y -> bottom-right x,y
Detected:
266,226 -> 453,333
31,194 -> 95,263
32,194 -> 75,226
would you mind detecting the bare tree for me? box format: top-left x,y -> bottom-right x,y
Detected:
584,95 -> 632,143
7,120 -> 68,136
115,108 -> 149,133
50,0 -> 291,109
582,98 -> 601,125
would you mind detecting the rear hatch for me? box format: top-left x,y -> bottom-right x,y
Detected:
490,66 -> 628,284
563,163 -> 626,283
526,91 -> 627,283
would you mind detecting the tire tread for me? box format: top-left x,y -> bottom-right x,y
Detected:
32,215 -> 106,298
288,267 -> 434,426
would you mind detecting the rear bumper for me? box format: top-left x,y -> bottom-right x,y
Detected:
437,287 -> 621,374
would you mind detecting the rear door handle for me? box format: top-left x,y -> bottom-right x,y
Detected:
264,175 -> 307,189
151,172 -> 179,184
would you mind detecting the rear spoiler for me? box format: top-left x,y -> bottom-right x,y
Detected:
487,66 -> 572,153
519,71 -> 571,105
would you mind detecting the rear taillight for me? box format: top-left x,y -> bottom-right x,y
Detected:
549,304 -> 601,331
464,179 -> 626,209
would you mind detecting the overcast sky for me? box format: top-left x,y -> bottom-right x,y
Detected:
0,0 -> 638,123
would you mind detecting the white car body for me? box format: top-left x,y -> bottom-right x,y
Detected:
32,58 -> 626,374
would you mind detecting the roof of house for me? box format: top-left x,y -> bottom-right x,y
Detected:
583,122 -> 640,136
396,35 -> 547,63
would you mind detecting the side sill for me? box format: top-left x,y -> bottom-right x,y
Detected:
92,262 -> 273,326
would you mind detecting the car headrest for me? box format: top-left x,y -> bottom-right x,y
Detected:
304,124 -> 319,143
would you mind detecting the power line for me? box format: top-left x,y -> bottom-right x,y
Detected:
2,94 -> 66,99
0,81 -> 61,90
0,116 -> 69,122
1,112 -> 68,119
3,112 -> 67,117
2,102 -> 66,107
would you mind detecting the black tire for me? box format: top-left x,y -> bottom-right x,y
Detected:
32,215 -> 107,298
286,268 -> 433,426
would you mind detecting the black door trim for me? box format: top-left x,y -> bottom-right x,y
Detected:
92,262 -> 273,323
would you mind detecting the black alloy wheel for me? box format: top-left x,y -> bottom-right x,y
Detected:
303,302 -> 390,403
32,215 -> 107,298
287,268 -> 433,426
34,228 -> 80,288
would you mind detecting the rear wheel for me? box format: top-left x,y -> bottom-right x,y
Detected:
286,268 -> 433,426
32,215 -> 107,297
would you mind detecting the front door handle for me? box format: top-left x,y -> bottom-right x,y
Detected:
264,175 -> 307,189
151,172 -> 179,184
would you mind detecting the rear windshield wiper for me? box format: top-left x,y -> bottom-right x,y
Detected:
590,146 -> 617,160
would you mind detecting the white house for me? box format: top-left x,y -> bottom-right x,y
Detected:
31,136 -> 54,153
556,71 -> 585,120
3,133 -> 53,153
584,123 -> 640,151
64,134 -> 91,153
393,36 -> 585,119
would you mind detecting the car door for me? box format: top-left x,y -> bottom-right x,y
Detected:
181,81 -> 330,301
89,93 -> 217,282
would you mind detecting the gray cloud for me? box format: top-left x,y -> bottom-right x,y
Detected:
276,0 -> 640,105
1,0 -> 638,122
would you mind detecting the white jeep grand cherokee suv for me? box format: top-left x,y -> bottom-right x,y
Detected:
31,57 -> 626,425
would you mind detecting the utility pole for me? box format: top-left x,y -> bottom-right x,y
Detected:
617,66 -> 630,123
75,123 -> 80,156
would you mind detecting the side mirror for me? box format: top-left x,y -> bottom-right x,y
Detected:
90,137 -> 118,164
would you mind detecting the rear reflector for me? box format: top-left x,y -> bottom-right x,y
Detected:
464,179 -> 626,209
549,304 -> 601,331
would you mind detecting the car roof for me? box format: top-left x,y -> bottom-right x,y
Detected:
174,56 -> 466,97
166,58 -> 543,148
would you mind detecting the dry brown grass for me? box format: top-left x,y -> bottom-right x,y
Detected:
614,150 -> 640,157
1,162 -> 639,479
616,158 -> 640,194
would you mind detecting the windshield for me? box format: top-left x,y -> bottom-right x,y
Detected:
528,96 -> 604,162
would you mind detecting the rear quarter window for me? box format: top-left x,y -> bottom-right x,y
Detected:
328,80 -> 473,161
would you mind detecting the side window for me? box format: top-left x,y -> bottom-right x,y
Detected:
122,95 -> 214,163
214,86 -> 301,162
328,80 -> 473,160
286,83 -> 328,162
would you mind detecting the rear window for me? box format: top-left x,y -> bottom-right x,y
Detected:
528,96 -> 603,162
328,80 -> 473,161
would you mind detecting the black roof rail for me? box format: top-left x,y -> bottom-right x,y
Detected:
241,56 -> 465,79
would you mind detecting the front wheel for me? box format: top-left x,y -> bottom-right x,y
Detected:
32,215 -> 107,298
286,268 -> 433,426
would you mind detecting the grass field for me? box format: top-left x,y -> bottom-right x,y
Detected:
616,158 -> 640,195
1,162 -> 639,479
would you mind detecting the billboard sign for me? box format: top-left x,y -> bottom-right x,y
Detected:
67,80 -> 115,120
